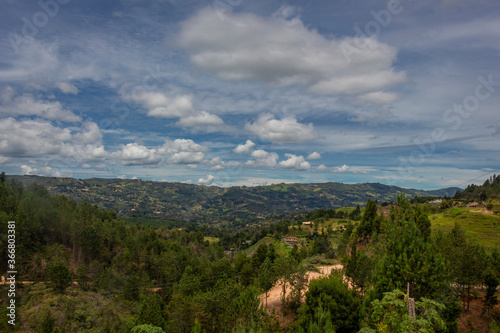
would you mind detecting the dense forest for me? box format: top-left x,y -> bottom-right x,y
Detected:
0,175 -> 499,332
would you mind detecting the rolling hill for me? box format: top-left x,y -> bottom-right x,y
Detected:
7,175 -> 459,226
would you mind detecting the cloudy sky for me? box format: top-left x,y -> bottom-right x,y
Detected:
1,0 -> 499,189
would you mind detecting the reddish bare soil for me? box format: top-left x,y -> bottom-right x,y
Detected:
457,293 -> 500,333
259,265 -> 343,328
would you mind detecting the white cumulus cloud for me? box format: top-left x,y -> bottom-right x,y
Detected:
245,114 -> 316,143
159,139 -> 208,154
129,92 -> 194,118
177,111 -> 224,127
233,140 -> 256,154
168,151 -> 204,164
332,164 -> 350,173
0,117 -> 72,157
115,143 -> 161,166
247,149 -> 279,167
307,152 -> 321,160
179,8 -> 405,100
279,154 -> 311,171
160,139 -> 208,164
56,82 -> 79,95
21,165 -> 36,175
315,164 -> 350,173
197,174 -> 215,185
0,89 -> 81,122
126,91 -> 224,132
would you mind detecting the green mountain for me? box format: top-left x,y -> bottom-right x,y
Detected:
7,175 -> 459,225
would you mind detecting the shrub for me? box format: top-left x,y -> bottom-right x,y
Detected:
46,261 -> 72,293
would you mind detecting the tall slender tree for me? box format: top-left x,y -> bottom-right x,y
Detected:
258,257 -> 276,309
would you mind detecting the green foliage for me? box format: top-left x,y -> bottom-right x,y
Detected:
430,207 -> 500,248
1,175 -> 489,332
357,200 -> 379,238
483,271 -> 499,315
37,310 -> 55,333
436,223 -> 488,311
286,264 -> 309,311
361,289 -> 446,332
229,286 -> 266,332
299,272 -> 360,333
337,222 -> 354,257
416,213 -> 431,240
345,251 -> 373,292
0,179 -> 279,332
491,248 -> 500,278
131,324 -> 166,333
440,200 -> 451,210
123,274 -> 140,301
193,279 -> 243,332
80,225 -> 100,261
297,306 -> 335,333
7,174 -> 458,226
46,261 -> 72,293
350,204 -> 362,221
310,233 -> 335,258
274,254 -> 299,310
371,210 -> 449,301
137,294 -> 167,329
258,257 -> 276,308
455,242 -> 487,311
455,175 -> 500,200
490,321 -> 500,333
22,283 -> 139,332
253,243 -> 270,269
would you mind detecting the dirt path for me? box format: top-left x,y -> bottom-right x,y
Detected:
471,208 -> 495,215
259,264 -> 343,313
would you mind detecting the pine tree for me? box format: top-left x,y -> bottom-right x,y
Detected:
346,251 -> 373,292
37,310 -> 55,333
483,271 -> 499,315
46,261 -> 72,293
252,243 -> 269,269
300,272 -> 360,333
274,255 -> 298,309
416,213 -> 431,241
258,257 -> 276,309
444,224 -> 487,311
298,306 -> 335,333
358,200 -> 378,238
371,203 -> 449,301
137,294 -> 167,329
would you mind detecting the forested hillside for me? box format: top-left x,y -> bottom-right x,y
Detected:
0,177 -> 279,332
0,178 -> 498,332
454,174 -> 500,201
6,175 -> 459,227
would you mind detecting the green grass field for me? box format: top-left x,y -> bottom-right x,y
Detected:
431,207 -> 500,248
203,236 -> 220,244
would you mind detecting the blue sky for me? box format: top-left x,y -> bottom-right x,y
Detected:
1,0 -> 499,189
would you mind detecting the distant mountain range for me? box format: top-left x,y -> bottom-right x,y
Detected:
8,175 -> 460,225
